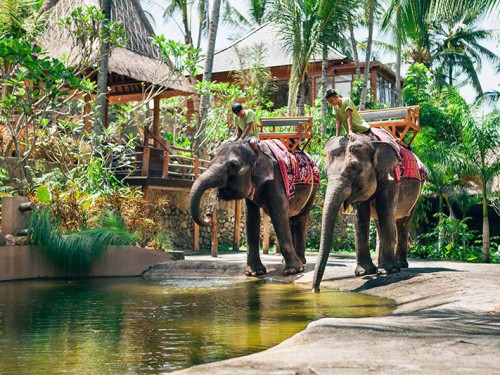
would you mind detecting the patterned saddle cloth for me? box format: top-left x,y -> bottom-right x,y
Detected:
370,128 -> 428,182
264,139 -> 320,198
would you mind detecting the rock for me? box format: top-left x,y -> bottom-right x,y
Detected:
15,236 -> 30,246
5,234 -> 16,246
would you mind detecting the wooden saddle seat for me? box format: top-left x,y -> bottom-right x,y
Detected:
258,116 -> 313,152
359,106 -> 420,147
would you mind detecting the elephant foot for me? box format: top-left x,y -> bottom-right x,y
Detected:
299,256 -> 307,264
245,264 -> 267,277
398,259 -> 409,268
355,263 -> 377,276
377,262 -> 401,275
282,263 -> 304,276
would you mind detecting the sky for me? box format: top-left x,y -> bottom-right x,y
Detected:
144,1 -> 499,104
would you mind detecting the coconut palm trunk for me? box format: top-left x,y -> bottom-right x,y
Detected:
94,0 -> 112,135
197,0 -> 222,153
359,0 -> 375,110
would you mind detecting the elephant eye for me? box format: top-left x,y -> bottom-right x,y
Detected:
227,159 -> 241,174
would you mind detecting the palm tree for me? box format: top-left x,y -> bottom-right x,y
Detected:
223,0 -> 271,30
431,0 -> 500,17
198,0 -> 222,135
380,0 -> 409,106
386,0 -> 499,97
318,6 -> 351,126
429,8 -> 500,96
453,107 -> 500,262
271,0 -> 342,116
94,0 -> 112,135
358,0 -> 377,110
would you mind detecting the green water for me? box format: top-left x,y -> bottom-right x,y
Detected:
0,277 -> 395,374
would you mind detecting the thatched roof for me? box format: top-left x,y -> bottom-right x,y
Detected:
210,22 -> 347,74
40,0 -> 193,101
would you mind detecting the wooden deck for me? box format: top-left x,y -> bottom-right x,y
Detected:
115,144 -> 210,194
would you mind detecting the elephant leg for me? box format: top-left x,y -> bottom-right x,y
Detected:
373,219 -> 381,267
290,214 -> 308,264
396,209 -> 415,268
376,192 -> 400,275
268,199 -> 304,276
354,202 -> 377,276
245,198 -> 266,276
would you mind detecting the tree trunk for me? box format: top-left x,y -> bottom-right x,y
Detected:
94,0 -> 112,135
197,0 -> 222,153
482,193 -> 490,263
359,0 -> 375,110
297,74 -> 307,116
321,43 -> 329,132
395,38 -> 402,106
438,192 -> 444,252
349,16 -> 361,78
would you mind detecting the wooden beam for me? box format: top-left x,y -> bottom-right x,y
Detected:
193,155 -> 200,252
153,96 -> 160,148
193,222 -> 200,252
141,147 -> 150,177
162,150 -> 170,179
233,200 -> 242,251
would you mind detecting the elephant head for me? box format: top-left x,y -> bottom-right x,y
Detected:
312,136 -> 401,292
189,142 -> 274,227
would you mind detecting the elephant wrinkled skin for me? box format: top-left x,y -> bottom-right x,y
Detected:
190,141 -> 317,277
312,135 -> 424,292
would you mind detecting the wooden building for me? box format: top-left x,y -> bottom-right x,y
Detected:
39,0 -> 203,194
205,22 -> 400,108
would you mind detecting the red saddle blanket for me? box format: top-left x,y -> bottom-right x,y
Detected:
264,140 -> 320,198
370,128 -> 428,182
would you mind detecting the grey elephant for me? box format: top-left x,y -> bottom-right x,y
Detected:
312,135 -> 425,292
190,141 -> 318,276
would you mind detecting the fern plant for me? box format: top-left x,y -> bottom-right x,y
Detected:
29,208 -> 139,274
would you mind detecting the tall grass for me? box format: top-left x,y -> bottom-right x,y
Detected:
29,208 -> 139,274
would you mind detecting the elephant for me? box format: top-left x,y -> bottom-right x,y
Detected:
312,135 -> 425,292
190,141 -> 317,277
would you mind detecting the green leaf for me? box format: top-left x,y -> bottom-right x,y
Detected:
36,185 -> 51,204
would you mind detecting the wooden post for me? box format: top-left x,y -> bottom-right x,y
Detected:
233,199 -> 242,251
193,156 -> 199,180
193,155 -> 200,252
211,208 -> 218,257
162,150 -> 170,178
262,211 -> 270,254
153,96 -> 160,148
103,95 -> 109,129
141,147 -> 150,177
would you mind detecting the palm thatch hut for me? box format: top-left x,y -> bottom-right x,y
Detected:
40,0 -> 193,146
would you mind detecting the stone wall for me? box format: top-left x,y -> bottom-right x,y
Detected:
146,189 -> 354,252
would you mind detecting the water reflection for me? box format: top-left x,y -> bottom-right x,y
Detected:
0,278 -> 395,374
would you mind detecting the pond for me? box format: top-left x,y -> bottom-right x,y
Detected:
0,277 -> 395,374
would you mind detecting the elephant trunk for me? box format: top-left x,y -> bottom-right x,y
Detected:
189,166 -> 227,227
312,179 -> 347,292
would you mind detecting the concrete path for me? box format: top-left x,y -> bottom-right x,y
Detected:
145,252 -> 500,374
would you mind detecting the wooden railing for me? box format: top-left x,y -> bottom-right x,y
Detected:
116,144 -> 210,182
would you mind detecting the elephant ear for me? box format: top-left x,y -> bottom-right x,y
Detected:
373,142 -> 401,176
252,143 -> 275,190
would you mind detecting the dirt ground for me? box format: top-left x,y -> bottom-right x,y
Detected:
144,252 -> 500,374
